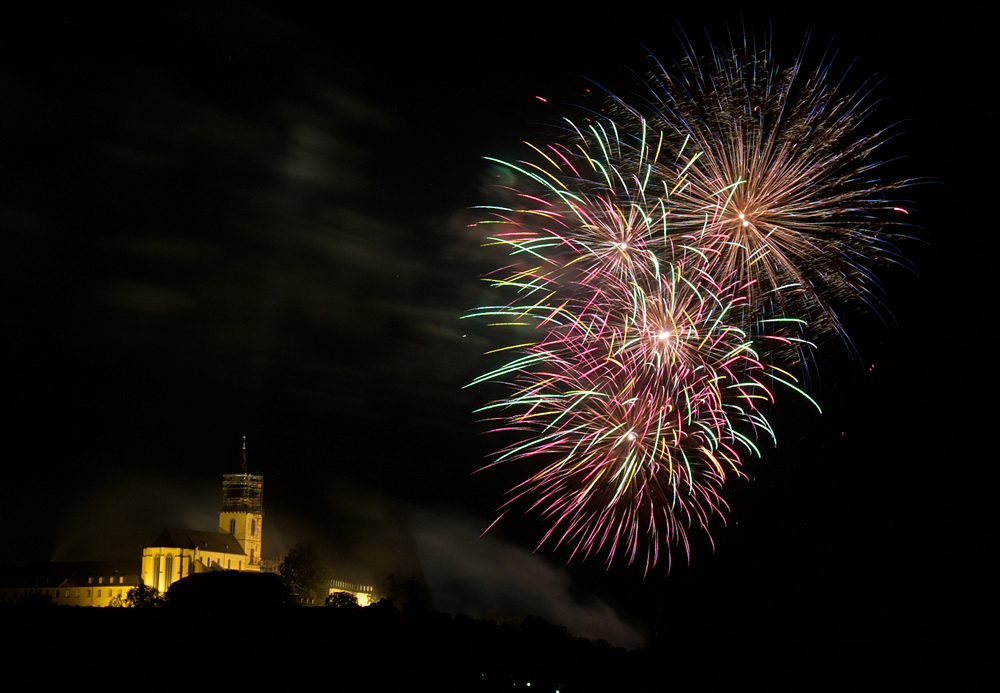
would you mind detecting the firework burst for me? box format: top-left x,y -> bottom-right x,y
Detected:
468,118 -> 788,570
611,35 -> 913,358
469,33 -> 908,570
475,266 -> 776,572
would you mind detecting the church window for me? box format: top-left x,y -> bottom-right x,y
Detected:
229,519 -> 236,534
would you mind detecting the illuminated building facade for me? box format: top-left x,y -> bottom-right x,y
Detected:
140,528 -> 251,593
0,561 -> 141,607
141,469 -> 264,593
329,578 -> 375,607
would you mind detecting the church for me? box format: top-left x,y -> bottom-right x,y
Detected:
140,471 -> 264,593
1,443 -> 265,606
2,440 -> 373,606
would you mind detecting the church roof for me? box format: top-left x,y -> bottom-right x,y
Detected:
149,529 -> 246,555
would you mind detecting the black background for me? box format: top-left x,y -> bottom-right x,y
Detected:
0,2 -> 988,652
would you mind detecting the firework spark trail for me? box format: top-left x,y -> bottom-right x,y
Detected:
469,34 -> 910,569
467,115 -> 793,570
478,267 -> 777,573
603,36 -> 914,362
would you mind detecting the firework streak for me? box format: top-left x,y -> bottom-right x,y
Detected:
630,39 -> 911,355
468,38 -> 909,570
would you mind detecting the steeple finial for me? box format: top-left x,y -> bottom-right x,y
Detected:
241,435 -> 248,473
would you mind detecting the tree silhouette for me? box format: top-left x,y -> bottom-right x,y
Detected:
126,583 -> 165,608
326,591 -> 359,607
279,541 -> 330,604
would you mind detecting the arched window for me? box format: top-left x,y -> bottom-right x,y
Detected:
229,519 -> 236,534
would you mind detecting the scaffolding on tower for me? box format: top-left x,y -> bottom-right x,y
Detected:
221,474 -> 264,513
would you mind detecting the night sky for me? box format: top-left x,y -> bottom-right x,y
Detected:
1,3 -> 988,649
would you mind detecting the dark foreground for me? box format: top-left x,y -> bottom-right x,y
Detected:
2,601 -> 979,690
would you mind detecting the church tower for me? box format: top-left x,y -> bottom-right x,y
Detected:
218,436 -> 263,570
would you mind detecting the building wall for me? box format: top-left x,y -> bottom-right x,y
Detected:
141,547 -> 246,593
0,565 -> 140,607
218,510 -> 263,569
1,584 -> 133,607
